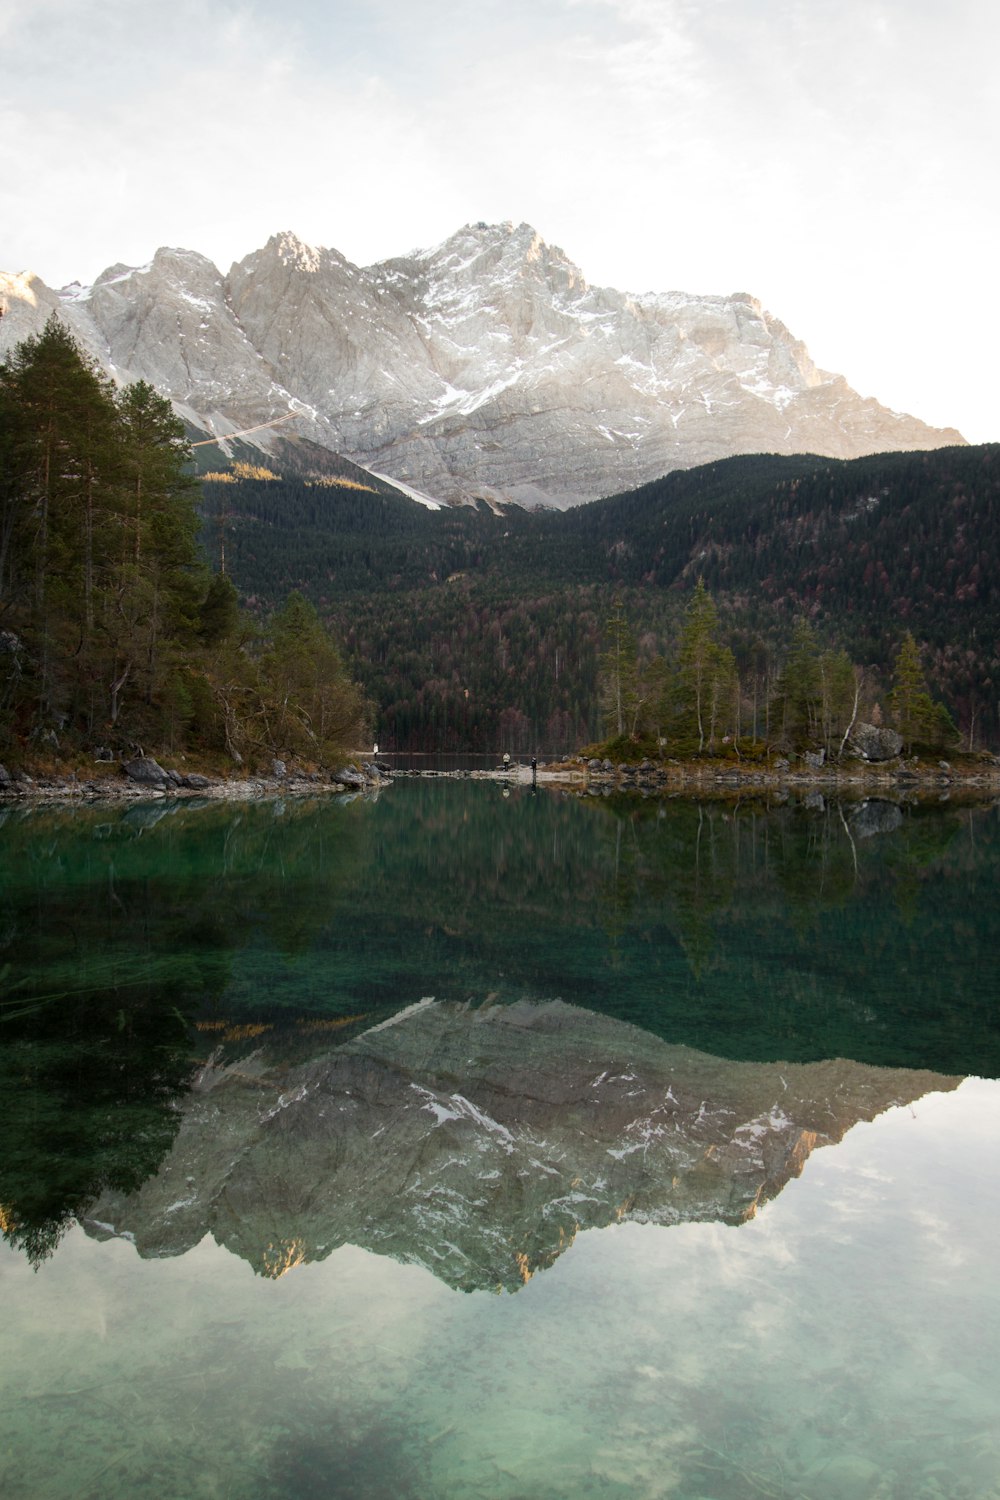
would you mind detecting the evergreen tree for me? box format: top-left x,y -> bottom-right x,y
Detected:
100,381 -> 202,730
207,592 -> 366,767
198,572 -> 241,645
889,633 -> 958,752
774,619 -> 822,748
0,317 -> 120,726
673,579 -> 732,751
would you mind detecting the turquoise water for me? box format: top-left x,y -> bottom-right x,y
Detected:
1,783 -> 999,1498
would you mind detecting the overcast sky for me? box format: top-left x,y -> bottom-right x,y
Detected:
2,0 -> 996,440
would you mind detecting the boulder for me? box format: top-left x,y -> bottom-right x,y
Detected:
122,756 -> 169,788
849,723 -> 903,762
181,773 -> 213,789
271,759 -> 287,779
331,766 -> 366,788
803,748 -> 825,769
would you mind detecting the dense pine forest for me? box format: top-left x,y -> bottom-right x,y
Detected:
2,319 -> 996,763
0,321 -> 364,767
201,443 -> 999,754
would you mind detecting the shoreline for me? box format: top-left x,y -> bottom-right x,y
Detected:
1,754 -> 999,805
393,755 -> 1000,791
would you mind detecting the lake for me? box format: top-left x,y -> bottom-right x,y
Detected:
1,781 -> 999,1499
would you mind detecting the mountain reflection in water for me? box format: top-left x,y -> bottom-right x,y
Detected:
80,997 -> 959,1291
0,782 -> 997,1275
2,785 -> 1000,1500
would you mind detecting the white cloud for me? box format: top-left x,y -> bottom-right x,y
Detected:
1,0 -> 997,439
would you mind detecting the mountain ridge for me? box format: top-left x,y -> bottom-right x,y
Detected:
0,222 -> 965,509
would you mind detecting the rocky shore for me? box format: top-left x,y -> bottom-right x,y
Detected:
2,747 -> 999,803
389,751 -> 1000,797
0,754 -> 392,802
568,751 -> 1000,797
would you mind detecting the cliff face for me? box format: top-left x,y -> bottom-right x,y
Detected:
2,223 -> 964,508
82,998 -> 958,1290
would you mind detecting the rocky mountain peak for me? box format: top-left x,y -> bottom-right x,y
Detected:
0,224 -> 966,508
418,220 -> 587,300
268,230 -> 324,274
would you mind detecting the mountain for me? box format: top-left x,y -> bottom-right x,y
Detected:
1,223 -> 964,509
80,998 -> 958,1291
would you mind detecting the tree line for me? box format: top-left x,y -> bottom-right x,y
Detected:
598,579 -> 959,760
0,320 -> 364,767
199,444 -> 1000,753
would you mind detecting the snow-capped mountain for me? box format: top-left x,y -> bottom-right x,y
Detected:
1,222 -> 965,508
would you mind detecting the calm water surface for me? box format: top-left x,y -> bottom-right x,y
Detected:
1,782 -> 998,1499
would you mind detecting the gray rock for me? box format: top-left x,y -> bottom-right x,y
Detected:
803,747 -> 825,769
122,756 -> 169,788
181,773 -> 213,789
165,768 -> 183,786
331,766 -> 366,788
0,764 -> 11,786
849,722 -> 903,762
271,759 -> 286,779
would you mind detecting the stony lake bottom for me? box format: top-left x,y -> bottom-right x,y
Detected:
1,780 -> 999,1500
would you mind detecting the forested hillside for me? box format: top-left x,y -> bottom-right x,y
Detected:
201,445 -> 1000,752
